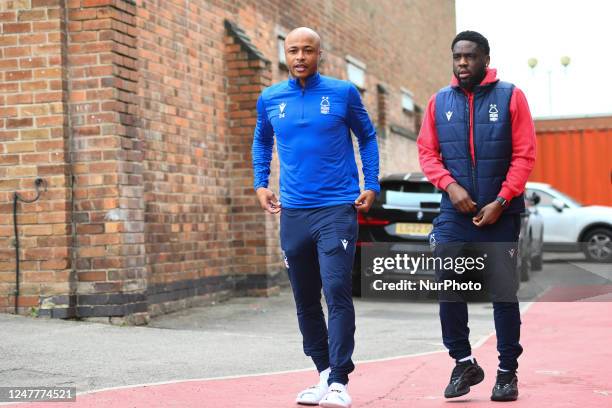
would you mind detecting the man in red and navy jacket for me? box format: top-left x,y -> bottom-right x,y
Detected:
417,31 -> 536,402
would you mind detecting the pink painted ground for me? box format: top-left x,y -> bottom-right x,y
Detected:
13,302 -> 612,407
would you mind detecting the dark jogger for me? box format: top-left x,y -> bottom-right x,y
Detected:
430,213 -> 523,371
280,203 -> 358,385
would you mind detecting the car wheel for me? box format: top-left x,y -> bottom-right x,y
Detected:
583,228 -> 612,263
531,251 -> 543,271
520,249 -> 531,282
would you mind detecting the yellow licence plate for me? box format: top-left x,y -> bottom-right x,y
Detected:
395,223 -> 432,236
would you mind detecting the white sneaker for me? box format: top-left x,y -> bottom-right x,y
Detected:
319,382 -> 352,408
296,368 -> 330,405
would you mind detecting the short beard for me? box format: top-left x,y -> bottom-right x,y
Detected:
459,69 -> 486,90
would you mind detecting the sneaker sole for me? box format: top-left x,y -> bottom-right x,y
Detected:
491,393 -> 518,402
445,385 -> 470,399
319,402 -> 351,408
296,402 -> 320,406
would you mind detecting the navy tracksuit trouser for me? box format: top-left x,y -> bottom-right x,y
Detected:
280,204 -> 358,385
430,212 -> 524,371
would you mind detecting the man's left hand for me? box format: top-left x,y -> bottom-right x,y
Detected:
472,200 -> 504,227
354,190 -> 376,213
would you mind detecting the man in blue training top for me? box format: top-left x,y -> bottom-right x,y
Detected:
252,27 -> 379,408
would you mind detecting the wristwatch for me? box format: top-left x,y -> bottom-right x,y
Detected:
495,196 -> 508,208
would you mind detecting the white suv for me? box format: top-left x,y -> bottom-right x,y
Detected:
526,182 -> 612,262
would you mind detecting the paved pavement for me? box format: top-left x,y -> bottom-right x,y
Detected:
0,292 -> 500,394
0,255 -> 610,407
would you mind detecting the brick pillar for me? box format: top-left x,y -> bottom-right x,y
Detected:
224,20 -> 283,296
66,0 -> 146,322
0,0 -> 73,316
376,83 -> 388,137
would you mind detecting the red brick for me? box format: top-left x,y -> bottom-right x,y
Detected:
35,115 -> 64,127
2,22 -> 31,33
19,57 -> 46,68
34,92 -> 62,103
0,12 -> 17,22
41,259 -> 69,270
6,118 -> 33,128
35,140 -> 64,151
5,141 -> 35,153
21,80 -> 48,91
0,107 -> 18,117
82,19 -> 112,30
69,9 -> 98,21
20,128 -> 50,139
7,94 -> 33,105
78,271 -> 107,282
18,33 -> 47,44
18,10 -> 47,21
0,58 -> 19,69
5,46 -> 32,58
21,224 -> 54,236
0,130 -> 19,141
0,35 -> 18,46
78,247 -> 107,258
33,67 -> 62,79
32,0 -> 62,7
32,20 -> 61,31
33,44 -> 61,55
82,0 -> 113,7
16,296 -> 40,308
0,155 -> 19,165
23,248 -> 53,260
22,271 -> 56,283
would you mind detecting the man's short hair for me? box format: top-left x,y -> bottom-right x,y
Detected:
451,31 -> 490,55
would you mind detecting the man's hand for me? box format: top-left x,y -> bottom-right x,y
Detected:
256,187 -> 281,214
472,200 -> 504,227
447,182 -> 477,214
354,190 -> 376,213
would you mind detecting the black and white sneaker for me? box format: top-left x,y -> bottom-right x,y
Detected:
444,359 -> 485,398
491,370 -> 518,401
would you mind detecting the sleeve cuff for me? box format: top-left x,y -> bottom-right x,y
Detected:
365,184 -> 381,195
254,184 -> 268,191
439,175 -> 457,191
497,187 -> 513,203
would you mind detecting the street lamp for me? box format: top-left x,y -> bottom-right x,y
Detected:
528,58 -> 538,69
528,56 -> 571,115
560,56 -> 571,68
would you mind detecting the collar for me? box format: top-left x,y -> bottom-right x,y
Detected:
289,72 -> 322,90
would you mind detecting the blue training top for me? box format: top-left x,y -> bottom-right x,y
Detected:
252,72 -> 380,209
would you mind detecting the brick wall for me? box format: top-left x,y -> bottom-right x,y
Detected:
0,0 -> 455,321
0,0 -> 72,315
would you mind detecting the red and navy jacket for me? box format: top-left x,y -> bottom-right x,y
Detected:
417,69 -> 536,214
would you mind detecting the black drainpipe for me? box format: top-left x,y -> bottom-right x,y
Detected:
12,177 -> 46,314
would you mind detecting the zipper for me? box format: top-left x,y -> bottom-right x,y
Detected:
301,87 -> 305,119
471,92 -> 478,204
465,93 -> 477,201
464,98 -> 473,186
